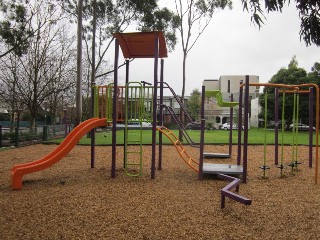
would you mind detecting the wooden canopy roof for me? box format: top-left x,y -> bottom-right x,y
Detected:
113,31 -> 168,58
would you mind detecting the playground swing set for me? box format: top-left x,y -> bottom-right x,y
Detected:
256,85 -> 317,178
9,32 -> 320,209
238,80 -> 319,184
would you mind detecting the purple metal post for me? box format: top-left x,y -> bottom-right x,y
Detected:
274,88 -> 279,165
0,124 -> 2,148
151,34 -> 159,179
158,59 -> 164,170
309,87 -> 314,168
111,39 -> 119,178
123,60 -> 130,169
64,109 -> 67,137
242,75 -> 250,183
237,82 -> 244,165
198,85 -> 205,179
229,94 -> 234,156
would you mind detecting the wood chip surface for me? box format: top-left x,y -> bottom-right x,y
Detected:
1,144 -> 319,239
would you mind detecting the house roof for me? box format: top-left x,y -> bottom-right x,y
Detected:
113,31 -> 168,58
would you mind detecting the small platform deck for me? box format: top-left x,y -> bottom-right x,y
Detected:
203,152 -> 230,158
202,163 -> 243,175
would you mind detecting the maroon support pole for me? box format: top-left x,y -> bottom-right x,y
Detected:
309,87 -> 314,168
198,85 -> 205,179
274,88 -> 279,165
158,59 -> 164,170
0,124 -> 2,148
111,39 -> 119,178
123,59 -> 130,169
151,34 -> 159,179
237,82 -> 244,165
242,75 -> 250,183
229,94 -> 233,156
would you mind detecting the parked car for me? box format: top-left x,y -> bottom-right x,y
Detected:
222,123 -> 237,130
185,122 -> 202,130
129,119 -> 152,127
222,123 -> 245,130
289,123 -> 315,131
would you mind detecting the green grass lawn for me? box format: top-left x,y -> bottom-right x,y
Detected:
48,128 -> 318,145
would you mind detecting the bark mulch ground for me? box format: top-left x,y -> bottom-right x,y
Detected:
1,144 -> 320,239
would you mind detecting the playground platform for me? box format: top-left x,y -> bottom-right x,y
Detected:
203,152 -> 230,158
202,163 -> 243,175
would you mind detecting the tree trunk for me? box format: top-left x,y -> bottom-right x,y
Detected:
179,51 -> 187,142
31,116 -> 36,130
75,0 -> 83,126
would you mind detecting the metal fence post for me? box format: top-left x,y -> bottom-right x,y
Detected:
15,127 -> 19,147
0,124 -> 2,148
43,126 -> 48,141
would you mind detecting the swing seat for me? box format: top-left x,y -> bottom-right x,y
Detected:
288,161 -> 302,167
276,164 -> 286,169
259,165 -> 270,170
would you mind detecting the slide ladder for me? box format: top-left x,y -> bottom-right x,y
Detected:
124,125 -> 143,177
157,126 -> 199,172
124,82 -> 144,176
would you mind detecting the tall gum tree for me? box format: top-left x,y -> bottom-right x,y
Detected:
174,0 -> 232,141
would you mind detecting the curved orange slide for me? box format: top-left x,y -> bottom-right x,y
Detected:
11,118 -> 107,190
156,126 -> 199,172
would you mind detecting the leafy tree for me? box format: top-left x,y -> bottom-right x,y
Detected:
59,0 -> 179,124
59,0 -> 177,80
0,0 -> 33,57
310,61 -> 320,78
0,53 -> 20,131
259,56 -> 316,129
138,6 -> 180,52
0,2 -> 76,129
187,88 -> 201,121
288,55 -> 298,69
241,0 -> 320,46
0,0 -> 57,58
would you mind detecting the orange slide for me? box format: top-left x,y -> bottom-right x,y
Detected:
156,126 -> 199,172
11,118 -> 107,190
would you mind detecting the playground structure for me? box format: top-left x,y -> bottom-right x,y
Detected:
9,30 -> 319,211
10,32 -> 244,192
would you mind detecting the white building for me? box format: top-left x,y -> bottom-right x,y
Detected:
250,97 -> 261,127
203,75 -> 260,128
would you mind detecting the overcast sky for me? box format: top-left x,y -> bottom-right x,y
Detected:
115,1 -> 319,96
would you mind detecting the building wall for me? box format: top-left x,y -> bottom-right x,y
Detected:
202,75 -> 260,128
203,79 -> 219,91
219,75 -> 260,102
250,97 -> 260,127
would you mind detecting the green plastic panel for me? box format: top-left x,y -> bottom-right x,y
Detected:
205,90 -> 239,107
